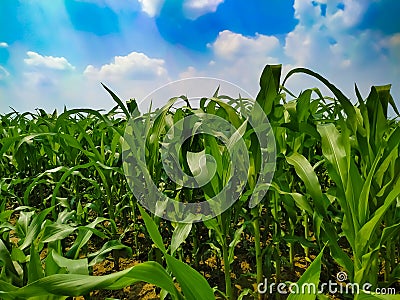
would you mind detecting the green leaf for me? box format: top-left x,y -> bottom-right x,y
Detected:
170,223 -> 192,255
317,123 -> 360,247
102,84 -> 130,118
256,64 -> 282,116
380,223 -> 400,245
296,89 -> 312,122
50,250 -> 89,275
287,247 -> 324,300
1,262 -> 179,299
208,97 -> 243,128
317,124 -> 348,191
268,182 -> 313,215
88,240 -> 132,266
228,225 -> 244,264
0,240 -> 22,286
165,254 -> 214,300
365,85 -> 391,151
283,67 -> 357,132
186,150 -> 217,187
41,223 -> 76,244
286,152 -> 325,218
20,207 -> 54,251
204,218 -> 224,247
66,217 -> 108,259
356,180 -> 400,256
27,244 -> 44,284
138,205 -> 166,253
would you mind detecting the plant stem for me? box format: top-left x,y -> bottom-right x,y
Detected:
192,225 -> 199,269
222,240 -> 233,299
289,218 -> 294,271
303,212 -> 309,259
252,206 -> 263,300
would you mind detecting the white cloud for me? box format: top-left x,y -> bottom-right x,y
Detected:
84,51 -> 167,81
0,42 -> 8,48
138,0 -> 165,17
286,1 -> 365,69
284,26 -> 320,67
293,0 -> 322,25
389,33 -> 400,46
293,0 -> 367,29
183,0 -> 224,19
24,51 -> 75,71
0,71 -> 92,114
179,66 -> 199,79
1,47 -> 171,114
192,2 -> 400,109
211,30 -> 280,60
178,31 -> 281,96
326,0 -> 366,29
281,0 -> 400,107
2,1 -> 399,115
23,71 -> 55,87
286,1 -> 361,68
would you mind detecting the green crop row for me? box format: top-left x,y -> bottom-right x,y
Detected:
0,65 -> 399,299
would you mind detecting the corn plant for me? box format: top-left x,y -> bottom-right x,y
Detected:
0,203 -> 215,299
1,64 -> 399,299
280,68 -> 400,299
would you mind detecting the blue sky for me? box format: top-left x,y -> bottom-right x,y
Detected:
0,0 -> 399,114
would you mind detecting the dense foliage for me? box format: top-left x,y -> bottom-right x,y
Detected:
0,65 -> 399,299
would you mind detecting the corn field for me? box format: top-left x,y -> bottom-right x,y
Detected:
0,65 -> 399,299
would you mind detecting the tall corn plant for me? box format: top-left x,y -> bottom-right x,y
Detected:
106,87 -> 217,299
282,68 -> 400,298
253,65 -> 328,293
251,65 -> 283,296
123,92 -> 246,298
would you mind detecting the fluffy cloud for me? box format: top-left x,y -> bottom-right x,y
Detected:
208,30 -> 280,90
24,51 -> 75,71
183,0 -> 224,19
293,0 -> 366,29
282,0 -> 400,106
22,71 -> 55,87
211,30 -> 280,60
181,1 -> 400,107
325,0 -> 366,29
84,51 -> 167,81
17,51 -> 76,98
178,30 -> 281,96
286,0 -> 367,67
2,1 -> 399,115
82,51 -> 171,112
179,66 -> 201,79
1,48 -> 170,114
138,0 -> 165,17
385,32 -> 400,60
